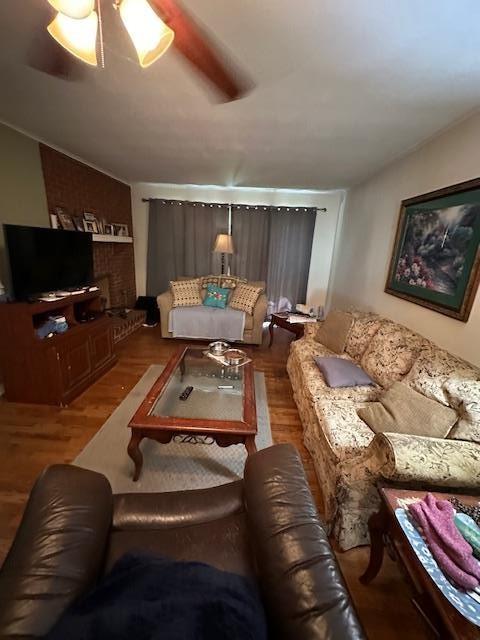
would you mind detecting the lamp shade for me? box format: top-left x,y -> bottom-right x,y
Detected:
48,0 -> 95,20
213,234 -> 234,254
47,11 -> 98,66
120,0 -> 175,68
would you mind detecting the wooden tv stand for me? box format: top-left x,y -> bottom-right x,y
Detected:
0,291 -> 117,406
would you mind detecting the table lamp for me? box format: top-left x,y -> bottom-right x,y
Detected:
213,233 -> 234,275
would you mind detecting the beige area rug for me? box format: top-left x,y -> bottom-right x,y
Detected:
74,365 -> 272,493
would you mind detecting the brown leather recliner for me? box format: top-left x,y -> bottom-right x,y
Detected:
0,444 -> 366,639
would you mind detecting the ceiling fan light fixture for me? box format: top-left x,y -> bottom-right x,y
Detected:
47,0 -> 96,20
119,0 -> 174,68
47,10 -> 98,66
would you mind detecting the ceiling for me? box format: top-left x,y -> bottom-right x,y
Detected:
1,0 -> 480,189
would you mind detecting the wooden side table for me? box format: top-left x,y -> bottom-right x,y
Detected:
361,487 -> 480,639
268,313 -> 312,347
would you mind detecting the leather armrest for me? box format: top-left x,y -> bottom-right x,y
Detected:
113,481 -> 244,530
0,465 -> 112,639
244,444 -> 366,640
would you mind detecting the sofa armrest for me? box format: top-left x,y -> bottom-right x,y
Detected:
0,465 -> 112,639
254,292 -> 268,320
303,320 -> 323,340
157,290 -> 173,337
376,432 -> 480,490
244,444 -> 365,640
249,293 -> 268,344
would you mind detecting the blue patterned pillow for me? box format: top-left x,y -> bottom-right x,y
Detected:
203,284 -> 229,309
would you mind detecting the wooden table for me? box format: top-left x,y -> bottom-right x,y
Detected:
268,312 -> 310,347
361,487 -> 480,639
127,345 -> 257,481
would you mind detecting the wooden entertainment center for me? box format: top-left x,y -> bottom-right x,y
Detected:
0,291 -> 116,405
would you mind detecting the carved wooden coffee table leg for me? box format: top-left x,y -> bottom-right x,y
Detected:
360,503 -> 389,584
245,435 -> 257,456
127,430 -> 144,482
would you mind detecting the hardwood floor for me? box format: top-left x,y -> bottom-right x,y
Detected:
0,325 -> 430,639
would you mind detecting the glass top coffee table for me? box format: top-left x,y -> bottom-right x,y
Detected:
127,345 -> 257,481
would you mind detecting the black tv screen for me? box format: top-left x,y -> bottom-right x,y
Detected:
4,224 -> 94,300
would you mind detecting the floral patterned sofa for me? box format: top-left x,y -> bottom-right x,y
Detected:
287,310 -> 480,550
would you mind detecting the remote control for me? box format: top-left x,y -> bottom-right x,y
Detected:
179,386 -> 193,401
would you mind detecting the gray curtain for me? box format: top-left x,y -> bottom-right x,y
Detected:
266,209 -> 316,312
231,205 -> 316,312
147,200 -> 228,295
230,207 -> 270,281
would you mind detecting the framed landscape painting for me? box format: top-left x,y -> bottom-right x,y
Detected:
386,177 -> 480,321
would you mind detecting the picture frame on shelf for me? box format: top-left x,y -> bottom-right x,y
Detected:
50,213 -> 59,229
83,220 -> 99,234
385,177 -> 480,322
57,211 -> 75,231
104,223 -> 114,235
73,216 -> 85,232
83,212 -> 97,222
114,223 -> 129,237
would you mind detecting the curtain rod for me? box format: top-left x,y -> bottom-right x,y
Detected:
141,198 -> 327,212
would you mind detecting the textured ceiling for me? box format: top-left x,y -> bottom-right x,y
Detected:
1,0 -> 480,188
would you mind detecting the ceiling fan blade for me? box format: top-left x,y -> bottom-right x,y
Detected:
149,0 -> 252,101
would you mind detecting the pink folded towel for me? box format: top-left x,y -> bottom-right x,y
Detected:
408,493 -> 480,590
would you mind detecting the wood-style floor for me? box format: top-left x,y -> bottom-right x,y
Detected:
0,326 -> 431,639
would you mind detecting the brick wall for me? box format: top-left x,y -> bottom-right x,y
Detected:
39,145 -> 136,307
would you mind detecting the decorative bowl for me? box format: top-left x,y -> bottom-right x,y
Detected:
209,341 -> 230,356
224,349 -> 246,365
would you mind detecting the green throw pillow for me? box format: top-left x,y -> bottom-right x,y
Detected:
203,284 -> 229,309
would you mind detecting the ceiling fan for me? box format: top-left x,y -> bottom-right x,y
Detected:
31,0 -> 251,101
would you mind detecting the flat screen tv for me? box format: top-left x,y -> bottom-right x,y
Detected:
4,224 -> 94,300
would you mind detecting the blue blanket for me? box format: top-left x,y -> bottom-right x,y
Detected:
45,553 -> 267,640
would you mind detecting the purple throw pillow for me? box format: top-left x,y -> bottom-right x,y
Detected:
314,356 -> 374,388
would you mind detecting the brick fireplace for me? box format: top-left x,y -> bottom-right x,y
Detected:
39,145 -> 136,307
93,243 -> 135,308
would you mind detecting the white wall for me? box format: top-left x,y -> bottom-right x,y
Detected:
131,183 -> 344,310
331,110 -> 480,365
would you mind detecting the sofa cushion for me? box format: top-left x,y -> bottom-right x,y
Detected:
314,357 -> 374,388
289,339 -> 381,403
345,312 -> 383,361
357,382 -> 457,438
170,279 -> 202,307
315,310 -> 353,354
200,275 -> 221,288
230,283 -> 263,315
404,343 -> 480,406
315,400 -> 376,461
445,380 -> 480,444
220,275 -> 248,289
360,322 -> 425,388
203,284 -> 229,309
